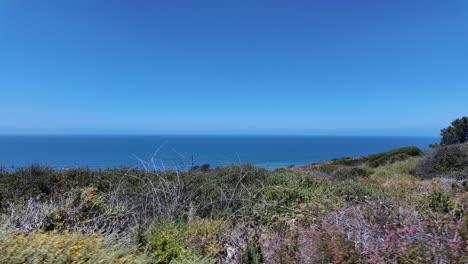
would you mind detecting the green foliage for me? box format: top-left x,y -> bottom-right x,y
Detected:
330,146 -> 423,168
365,146 -> 423,168
0,229 -> 145,263
187,164 -> 270,218
416,181 -> 467,221
415,143 -> 468,179
147,221 -> 190,263
187,219 -> 225,256
459,214 -> 468,242
170,255 -> 215,264
0,166 -> 123,210
440,116 -> 468,146
330,157 -> 362,166
243,237 -> 264,264
190,164 -> 211,172
332,167 -> 372,179
146,219 -> 223,263
418,188 -> 453,214
256,171 -> 339,223
332,179 -> 385,204
314,163 -> 342,173
263,186 -> 307,206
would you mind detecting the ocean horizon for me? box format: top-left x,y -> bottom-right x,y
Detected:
0,135 -> 438,170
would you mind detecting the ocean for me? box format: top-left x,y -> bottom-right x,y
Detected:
0,135 -> 438,170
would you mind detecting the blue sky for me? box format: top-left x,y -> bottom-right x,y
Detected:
0,0 -> 467,136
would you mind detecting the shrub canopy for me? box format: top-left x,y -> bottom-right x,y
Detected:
415,143 -> 468,179
440,117 -> 468,146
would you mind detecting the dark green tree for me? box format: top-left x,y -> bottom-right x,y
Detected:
440,117 -> 468,146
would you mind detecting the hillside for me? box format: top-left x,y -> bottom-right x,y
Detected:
0,144 -> 467,263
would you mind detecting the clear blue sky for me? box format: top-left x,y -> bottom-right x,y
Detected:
1,0 -> 467,136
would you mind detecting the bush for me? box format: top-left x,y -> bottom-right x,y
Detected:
415,143 -> 468,179
366,146 -> 423,168
2,188 -> 132,236
190,164 -> 211,172
0,166 -> 116,210
187,164 -> 270,218
171,255 -> 215,264
330,157 -> 355,165
332,167 -> 372,179
0,229 -> 144,263
332,180 -> 385,204
147,221 -> 190,263
418,187 -> 453,214
440,116 -> 468,146
187,219 -> 225,256
146,219 -> 222,263
330,146 -> 423,168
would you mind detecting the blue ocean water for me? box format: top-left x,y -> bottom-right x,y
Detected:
0,135 -> 438,170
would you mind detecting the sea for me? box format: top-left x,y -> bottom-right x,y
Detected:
0,135 -> 438,170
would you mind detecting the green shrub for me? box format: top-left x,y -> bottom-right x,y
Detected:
187,219 -> 225,256
366,146 -> 423,168
171,255 -> 215,264
329,147 -> 422,168
313,163 -> 341,173
186,164 -> 270,218
415,143 -> 468,179
419,188 -> 453,214
440,116 -> 468,146
146,219 -> 222,263
416,180 -> 468,219
0,166 -> 116,210
0,229 -> 144,263
330,157 -> 358,166
332,180 -> 385,204
332,167 -> 372,179
190,164 -> 211,172
147,221 -> 190,263
263,186 -> 306,205
459,214 -> 468,242
243,237 -> 264,264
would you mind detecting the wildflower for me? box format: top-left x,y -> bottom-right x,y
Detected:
406,227 -> 415,234
449,243 -> 462,251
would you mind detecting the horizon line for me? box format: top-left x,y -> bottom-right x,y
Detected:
0,132 -> 440,138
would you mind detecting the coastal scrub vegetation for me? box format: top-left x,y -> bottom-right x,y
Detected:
0,144 -> 466,263
0,119 -> 467,263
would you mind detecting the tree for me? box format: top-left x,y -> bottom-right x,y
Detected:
440,116 -> 468,146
